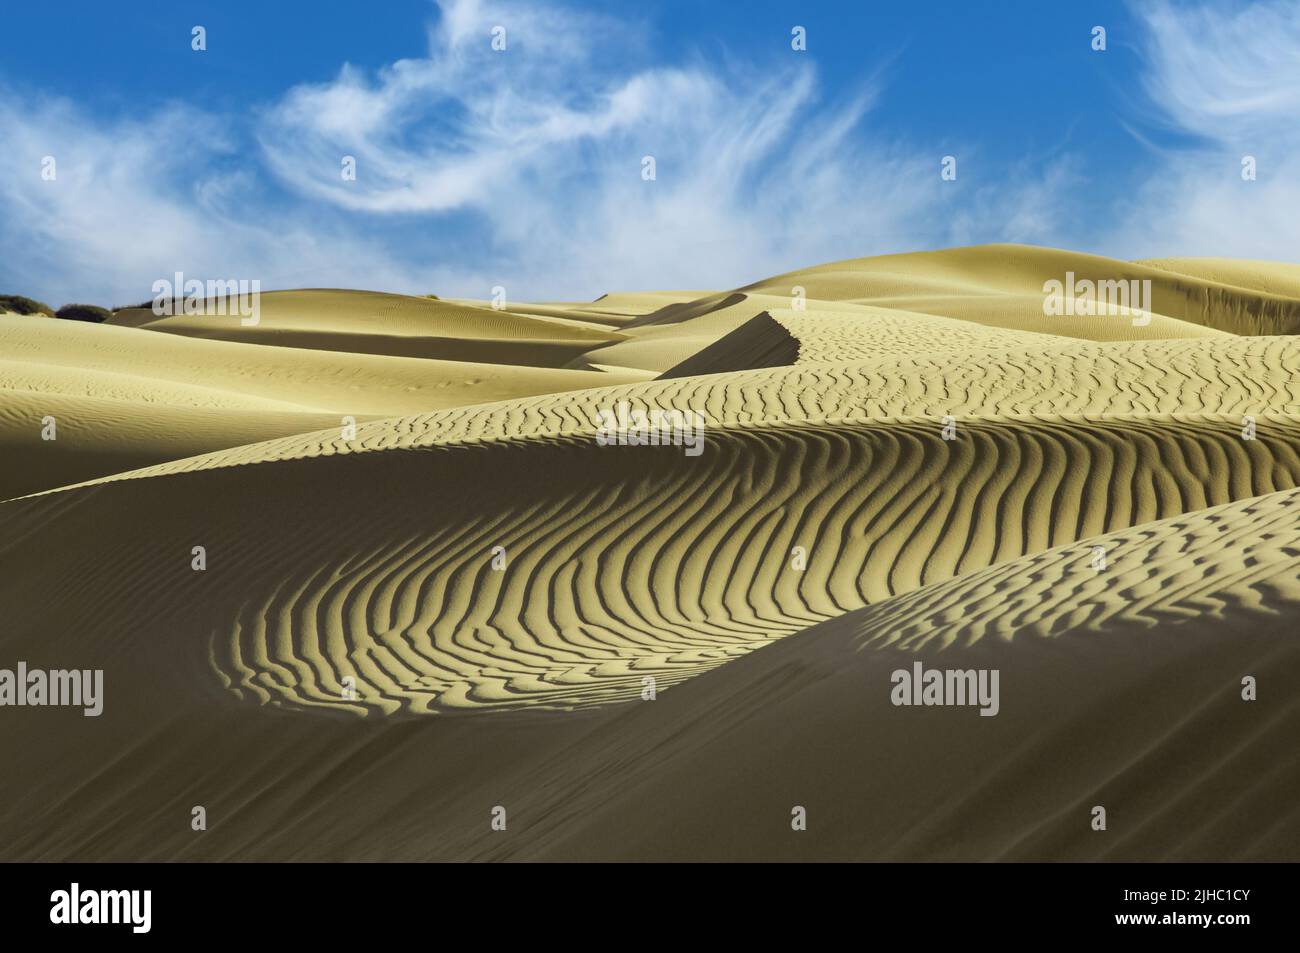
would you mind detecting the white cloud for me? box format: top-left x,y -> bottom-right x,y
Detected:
1107,0 -> 1300,261
14,0 -> 1279,306
253,0 -> 1075,298
1138,0 -> 1300,143
0,89 -> 444,305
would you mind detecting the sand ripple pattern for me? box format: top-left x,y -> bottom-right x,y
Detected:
31,334 -> 1300,493
206,413 -> 1300,713
846,484 -> 1300,653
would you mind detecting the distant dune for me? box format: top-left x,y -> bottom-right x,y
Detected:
1,243 -> 1297,860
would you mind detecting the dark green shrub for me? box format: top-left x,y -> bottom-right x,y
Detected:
0,294 -> 56,317
55,303 -> 112,323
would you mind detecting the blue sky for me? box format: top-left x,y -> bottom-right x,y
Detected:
1,0 -> 1296,305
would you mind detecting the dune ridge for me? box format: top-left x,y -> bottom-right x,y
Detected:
2,410 -> 1296,716
2,243 -> 1298,860
21,330 -> 1296,496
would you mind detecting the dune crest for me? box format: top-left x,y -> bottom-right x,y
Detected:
3,243 -> 1298,859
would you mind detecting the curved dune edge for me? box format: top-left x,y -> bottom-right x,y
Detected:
128,288 -> 622,343
744,243 -> 1300,337
0,313 -> 640,415
846,488 -> 1300,655
657,303 -> 1061,378
657,311 -> 801,378
0,311 -> 650,500
460,484 -> 1300,861
0,389 -> 346,502
1137,256 -> 1300,300
3,484 -> 1296,860
197,413 -> 1300,713
15,332 -> 1300,500
3,244 -> 1300,860
3,410 -> 1298,715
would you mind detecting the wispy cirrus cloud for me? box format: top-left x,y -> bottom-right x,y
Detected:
253,0 -> 1078,296
1107,0 -> 1300,261
2,0 -> 1294,308
0,88 -> 427,304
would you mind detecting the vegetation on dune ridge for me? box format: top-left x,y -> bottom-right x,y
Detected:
54,303 -> 112,323
0,294 -> 56,317
2,295 -> 119,322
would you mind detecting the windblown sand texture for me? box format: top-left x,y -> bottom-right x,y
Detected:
2,244 -> 1298,860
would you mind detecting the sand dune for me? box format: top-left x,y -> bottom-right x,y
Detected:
1138,256 -> 1300,300
5,411 -> 1296,715
2,243 -> 1298,860
37,331 -> 1296,488
0,311 -> 646,498
446,290 -> 713,328
746,244 -> 1300,338
124,289 -> 621,365
3,485 -> 1295,861
477,486 -> 1300,861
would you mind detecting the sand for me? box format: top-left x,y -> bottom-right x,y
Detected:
1,243 -> 1296,860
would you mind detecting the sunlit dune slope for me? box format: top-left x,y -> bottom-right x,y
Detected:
119,289 -> 624,367
2,312 -> 641,415
744,243 -> 1300,338
45,332 -> 1296,483
1,486 -> 1296,860
1138,256 -> 1300,299
3,243 -> 1299,862
661,305 -> 1062,376
445,290 -> 712,328
466,485 -> 1300,861
0,391 -> 341,501
0,312 -> 646,498
5,379 -> 1298,713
